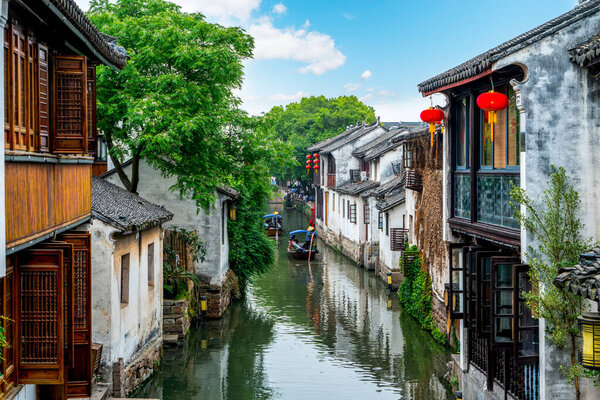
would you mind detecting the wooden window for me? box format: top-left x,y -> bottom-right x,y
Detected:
449,245 -> 466,319
16,249 -> 64,384
38,45 -> 49,152
378,212 -> 383,230
514,264 -> 539,362
490,257 -> 520,348
363,203 -> 370,225
332,193 -> 335,212
59,232 -> 92,397
0,258 -> 16,394
148,243 -> 155,287
342,199 -> 345,218
327,154 -> 335,173
455,97 -> 469,169
222,203 -> 226,245
385,213 -> 389,236
390,228 -> 408,251
403,143 -> 413,169
349,203 -> 356,223
120,253 -> 130,304
53,55 -> 87,153
4,26 -> 9,148
86,66 -> 97,156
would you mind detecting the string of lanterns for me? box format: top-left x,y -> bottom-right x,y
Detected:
306,153 -> 319,170
420,107 -> 445,147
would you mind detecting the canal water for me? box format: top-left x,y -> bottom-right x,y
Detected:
137,206 -> 452,399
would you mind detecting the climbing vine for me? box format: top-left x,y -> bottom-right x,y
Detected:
399,244 -> 448,346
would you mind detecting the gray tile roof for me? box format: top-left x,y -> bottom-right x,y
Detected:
367,175 -> 404,198
393,126 -> 430,143
49,0 -> 128,68
335,180 -> 380,196
92,177 -> 173,232
377,191 -> 406,212
570,33 -> 600,67
418,0 -> 600,94
307,122 -> 387,154
554,247 -> 600,301
306,124 -> 363,153
353,127 -> 407,160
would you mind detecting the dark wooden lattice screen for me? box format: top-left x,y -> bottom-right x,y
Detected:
53,55 -> 87,154
59,233 -> 92,397
390,228 -> 408,251
363,203 -> 370,224
38,44 -> 49,152
17,249 -> 64,384
86,66 -> 97,155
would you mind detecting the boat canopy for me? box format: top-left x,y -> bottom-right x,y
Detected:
262,214 -> 282,220
289,230 -> 317,237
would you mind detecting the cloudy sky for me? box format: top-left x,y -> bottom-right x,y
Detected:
76,0 -> 576,121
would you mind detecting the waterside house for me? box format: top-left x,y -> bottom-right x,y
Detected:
1,0 -> 126,398
86,177 -> 172,397
103,158 -> 239,318
418,0 -> 600,398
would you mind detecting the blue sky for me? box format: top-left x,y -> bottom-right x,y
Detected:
76,0 -> 578,120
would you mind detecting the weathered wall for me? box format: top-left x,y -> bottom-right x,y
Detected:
378,204 -> 406,274
105,161 -> 231,286
378,146 -> 403,183
493,8 -> 600,399
89,219 -> 163,367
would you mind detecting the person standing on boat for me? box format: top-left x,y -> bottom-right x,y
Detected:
304,226 -> 315,249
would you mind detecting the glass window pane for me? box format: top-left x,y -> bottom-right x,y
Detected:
456,98 -> 467,168
481,113 -> 493,167
494,317 -> 513,343
495,263 -> 513,288
494,291 -> 513,315
452,270 -> 463,291
494,107 -> 507,169
453,292 -> 463,313
453,174 -> 471,219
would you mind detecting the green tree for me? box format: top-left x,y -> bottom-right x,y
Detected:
263,95 -> 376,183
88,0 -> 254,209
510,166 -> 595,399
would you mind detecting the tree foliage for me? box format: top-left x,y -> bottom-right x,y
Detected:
88,0 -> 254,209
510,166 -> 596,397
263,95 -> 376,183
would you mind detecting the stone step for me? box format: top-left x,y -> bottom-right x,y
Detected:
163,334 -> 179,346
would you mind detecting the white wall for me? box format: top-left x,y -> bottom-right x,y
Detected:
378,205 -> 406,271
89,219 -> 163,366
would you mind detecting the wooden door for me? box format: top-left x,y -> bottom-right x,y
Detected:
58,233 -> 92,397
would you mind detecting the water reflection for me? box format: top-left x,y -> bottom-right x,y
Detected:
138,207 -> 452,399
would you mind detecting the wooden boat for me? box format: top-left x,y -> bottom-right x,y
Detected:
284,192 -> 294,209
263,214 -> 283,236
288,230 -> 318,260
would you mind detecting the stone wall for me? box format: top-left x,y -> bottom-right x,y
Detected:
112,335 -> 162,397
163,298 -> 191,339
199,269 -> 238,319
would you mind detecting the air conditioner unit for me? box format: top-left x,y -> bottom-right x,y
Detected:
360,171 -> 367,181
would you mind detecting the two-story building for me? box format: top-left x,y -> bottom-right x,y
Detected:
418,0 -> 600,398
1,0 -> 126,399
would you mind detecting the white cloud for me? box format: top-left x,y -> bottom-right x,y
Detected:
361,70 -> 372,80
272,3 -> 287,14
359,93 -> 374,102
267,90 -> 309,101
303,19 -> 310,28
342,12 -> 356,20
248,17 -> 346,75
368,94 -> 448,122
176,0 -> 261,23
344,83 -> 360,92
366,87 -> 376,92
377,90 -> 396,98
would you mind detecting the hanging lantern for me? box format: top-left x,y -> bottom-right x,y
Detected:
420,107 -> 445,147
476,90 -> 509,142
306,165 -> 311,170
313,153 -> 319,159
579,313 -> 600,370
306,154 -> 312,159
313,158 -> 319,164
306,159 -> 312,164
313,164 -> 319,170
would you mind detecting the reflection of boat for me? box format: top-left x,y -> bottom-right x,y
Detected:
288,230 -> 318,260
263,214 -> 283,236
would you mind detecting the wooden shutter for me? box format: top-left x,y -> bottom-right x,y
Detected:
513,264 -> 539,364
38,44 -> 49,152
16,248 -> 64,384
490,257 -> 520,349
53,56 -> 87,154
390,228 -> 408,251
26,36 -> 37,151
4,25 -> 10,149
39,241 -> 75,368
58,233 -> 92,397
12,25 -> 26,150
0,258 -> 16,393
363,203 -> 370,225
349,203 -> 357,224
86,66 -> 97,156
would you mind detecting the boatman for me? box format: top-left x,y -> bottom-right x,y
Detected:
304,226 -> 315,249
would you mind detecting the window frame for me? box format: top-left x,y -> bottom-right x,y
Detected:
148,242 -> 155,287
455,96 -> 470,171
120,253 -> 130,305
490,256 -> 520,349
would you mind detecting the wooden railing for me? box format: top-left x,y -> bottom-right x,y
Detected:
406,170 -> 423,191
5,160 -> 92,249
327,174 -> 336,188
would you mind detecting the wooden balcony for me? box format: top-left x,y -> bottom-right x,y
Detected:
405,170 -> 423,191
5,155 -> 92,250
327,174 -> 336,188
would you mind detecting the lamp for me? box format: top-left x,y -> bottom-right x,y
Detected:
200,296 -> 208,316
387,272 -> 392,289
579,312 -> 600,370
229,206 -> 237,221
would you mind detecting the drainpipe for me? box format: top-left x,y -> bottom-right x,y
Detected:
0,0 -> 8,277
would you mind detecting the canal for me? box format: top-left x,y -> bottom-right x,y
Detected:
137,206 -> 452,399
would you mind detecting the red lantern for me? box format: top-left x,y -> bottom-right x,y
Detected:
306,165 -> 311,170
420,107 -> 445,147
313,153 -> 319,158
313,164 -> 319,170
313,158 -> 319,164
306,154 -> 312,159
476,90 -> 509,142
306,160 -> 311,165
